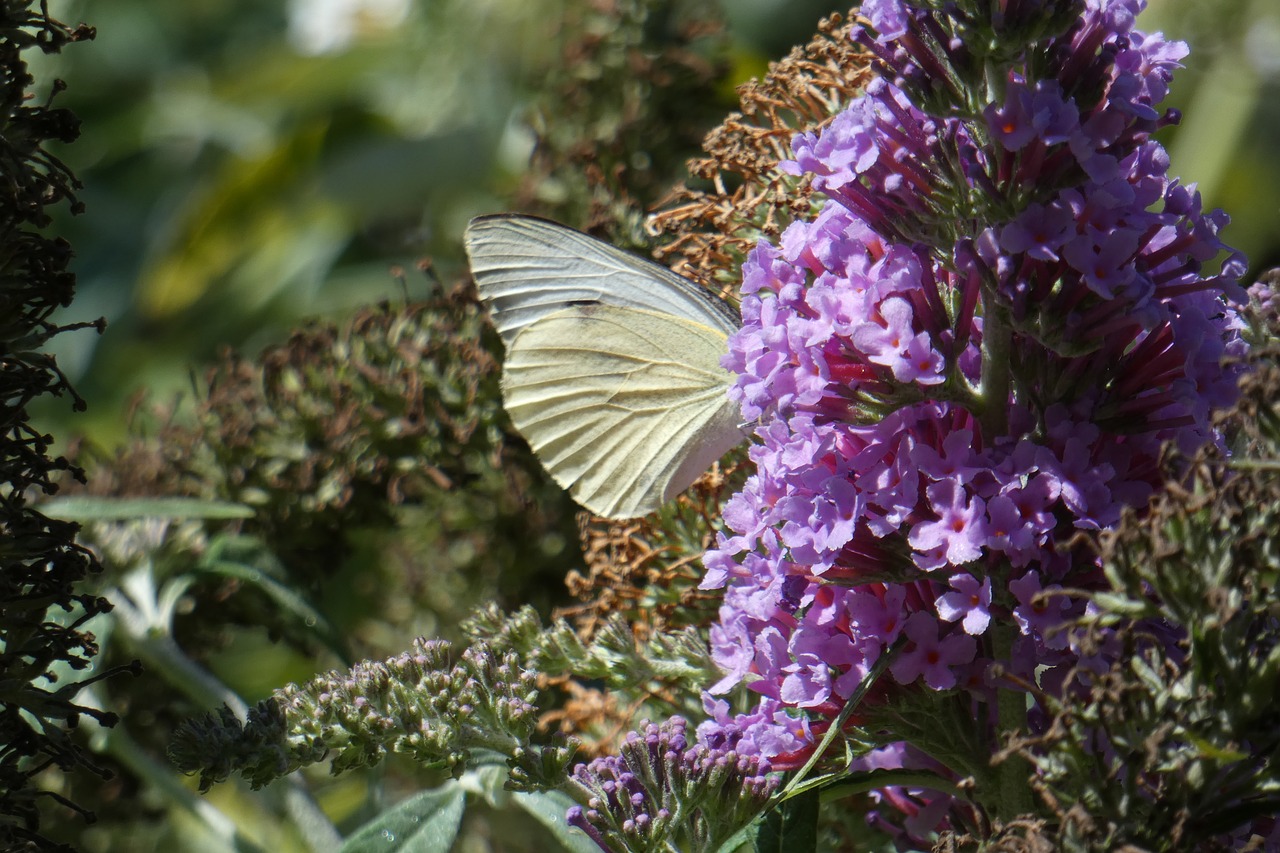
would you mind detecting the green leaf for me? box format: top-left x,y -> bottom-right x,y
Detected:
196,535 -> 348,662
510,789 -> 602,853
1184,735 -> 1249,763
754,787 -> 819,853
713,817 -> 767,853
340,784 -> 467,853
40,495 -> 255,520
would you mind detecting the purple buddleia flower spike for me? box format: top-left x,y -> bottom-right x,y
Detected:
702,0 -> 1248,842
565,717 -> 779,852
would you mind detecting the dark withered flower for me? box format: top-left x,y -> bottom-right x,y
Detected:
0,5 -> 139,850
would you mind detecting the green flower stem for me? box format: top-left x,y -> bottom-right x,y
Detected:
108,584 -> 343,851
978,292 -> 1012,441
84,693 -> 269,853
108,583 -> 248,716
974,277 -> 1035,816
992,623 -> 1034,818
1227,458 -> 1280,471
280,782 -> 347,853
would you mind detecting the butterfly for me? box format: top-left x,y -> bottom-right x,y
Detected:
464,214 -> 748,519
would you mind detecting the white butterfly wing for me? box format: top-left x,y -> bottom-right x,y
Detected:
463,214 -> 746,519
502,305 -> 744,519
463,214 -> 740,345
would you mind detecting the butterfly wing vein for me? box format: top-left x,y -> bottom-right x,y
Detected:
464,215 -> 739,344
503,308 -> 742,518
463,214 -> 746,518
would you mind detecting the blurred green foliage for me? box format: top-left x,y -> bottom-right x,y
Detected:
39,0 -> 569,444
1145,0 -> 1280,274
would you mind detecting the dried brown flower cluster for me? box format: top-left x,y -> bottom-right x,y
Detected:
199,285 -> 511,560
541,458 -> 743,748
650,12 -> 871,294
564,453 -> 746,638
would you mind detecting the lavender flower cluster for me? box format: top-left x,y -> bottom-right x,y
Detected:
700,0 -> 1245,787
566,716 -> 778,853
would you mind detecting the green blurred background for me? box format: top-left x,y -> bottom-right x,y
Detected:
32,0 -> 1280,447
